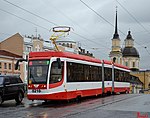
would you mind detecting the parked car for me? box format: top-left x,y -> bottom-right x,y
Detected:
139,89 -> 150,93
0,75 -> 25,105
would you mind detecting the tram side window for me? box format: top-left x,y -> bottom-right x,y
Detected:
114,69 -> 130,82
67,62 -> 102,82
84,65 -> 90,81
125,72 -> 130,82
98,67 -> 102,81
114,69 -> 122,82
90,66 -> 99,81
67,62 -> 84,82
104,67 -> 112,81
50,61 -> 64,83
78,64 -> 84,81
67,62 -> 77,82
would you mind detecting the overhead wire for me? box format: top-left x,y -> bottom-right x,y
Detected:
0,7 -> 108,57
116,0 -> 150,56
144,47 -> 150,56
0,8 -> 49,31
49,3 -> 110,50
116,0 -> 150,35
80,0 -> 126,36
80,0 -> 150,62
2,0 -> 111,52
3,0 -> 57,26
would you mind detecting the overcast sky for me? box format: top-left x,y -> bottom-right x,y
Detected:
0,0 -> 150,69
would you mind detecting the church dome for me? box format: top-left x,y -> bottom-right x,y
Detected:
122,47 -> 139,57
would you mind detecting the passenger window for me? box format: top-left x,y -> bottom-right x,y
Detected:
50,61 -> 64,84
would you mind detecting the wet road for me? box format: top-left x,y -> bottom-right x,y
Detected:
0,94 -> 150,118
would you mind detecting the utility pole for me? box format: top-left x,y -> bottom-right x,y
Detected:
102,60 -> 105,96
112,57 -> 116,95
144,71 -> 146,89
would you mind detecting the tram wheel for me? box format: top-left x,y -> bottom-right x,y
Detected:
75,96 -> 81,103
0,95 -> 3,105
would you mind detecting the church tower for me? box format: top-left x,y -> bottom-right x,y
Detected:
109,9 -> 122,64
122,31 -> 140,70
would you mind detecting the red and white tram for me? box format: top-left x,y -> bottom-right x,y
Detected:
24,51 -> 130,101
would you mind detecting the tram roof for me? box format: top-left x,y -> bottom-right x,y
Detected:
29,51 -> 102,64
29,51 -> 129,70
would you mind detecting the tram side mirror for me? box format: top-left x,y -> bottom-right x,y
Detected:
15,58 -> 27,70
15,60 -> 19,70
57,58 -> 61,69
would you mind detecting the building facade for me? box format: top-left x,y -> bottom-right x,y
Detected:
122,31 -> 140,70
0,33 -> 53,82
131,70 -> 150,90
109,10 -> 140,70
0,50 -> 22,78
56,38 -> 79,54
109,10 -> 122,64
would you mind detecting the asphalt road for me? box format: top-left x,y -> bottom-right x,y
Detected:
0,94 -> 150,118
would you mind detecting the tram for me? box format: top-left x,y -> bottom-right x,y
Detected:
21,51 -> 130,101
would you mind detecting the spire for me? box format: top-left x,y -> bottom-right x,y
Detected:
113,6 -> 119,39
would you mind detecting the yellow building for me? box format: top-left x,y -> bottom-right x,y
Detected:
109,10 -> 140,70
109,10 -> 122,64
131,70 -> 150,90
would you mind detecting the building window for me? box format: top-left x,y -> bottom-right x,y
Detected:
0,62 -> 1,69
4,63 -> 7,69
35,45 -> 40,51
133,62 -> 135,67
125,62 -> 128,66
9,63 -> 11,70
27,46 -> 32,52
70,44 -> 72,48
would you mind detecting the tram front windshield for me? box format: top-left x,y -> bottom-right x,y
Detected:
28,60 -> 49,84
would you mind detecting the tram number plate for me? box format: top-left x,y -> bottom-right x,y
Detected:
32,89 -> 41,93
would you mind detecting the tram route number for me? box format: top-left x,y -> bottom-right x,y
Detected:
32,89 -> 41,93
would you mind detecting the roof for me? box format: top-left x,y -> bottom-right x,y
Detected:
0,50 -> 22,58
126,31 -> 134,40
122,47 -> 139,57
29,51 -> 101,64
29,51 -> 129,70
0,33 -> 23,43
